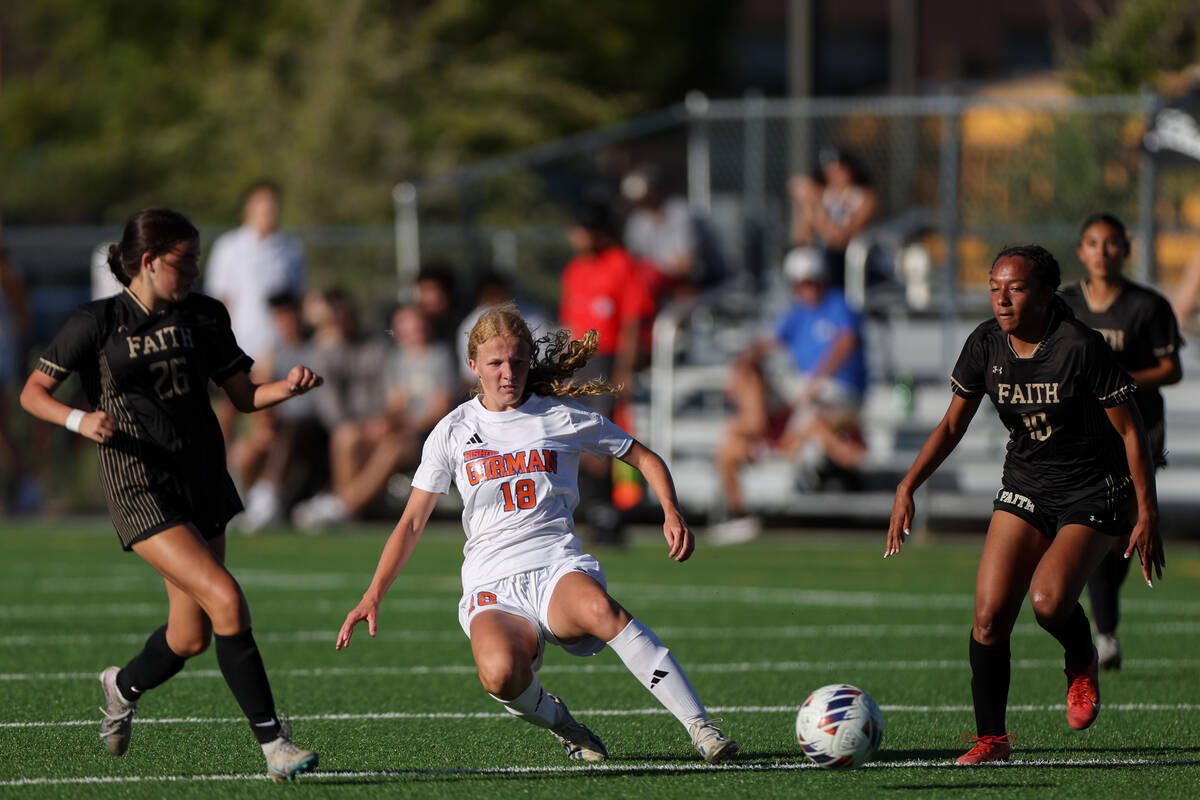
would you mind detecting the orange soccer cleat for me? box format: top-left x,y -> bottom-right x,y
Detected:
955,733 -> 1014,765
1065,648 -> 1101,730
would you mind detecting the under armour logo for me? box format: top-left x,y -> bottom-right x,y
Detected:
466,433 -> 483,445
992,365 -> 1003,374
649,669 -> 669,688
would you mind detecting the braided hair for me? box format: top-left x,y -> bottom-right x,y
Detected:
991,244 -> 1075,319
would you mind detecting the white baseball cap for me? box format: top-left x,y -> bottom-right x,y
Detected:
783,247 -> 826,283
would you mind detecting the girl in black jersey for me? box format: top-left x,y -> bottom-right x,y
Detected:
19,208 -> 323,782
1060,213 -> 1182,670
884,245 -> 1164,765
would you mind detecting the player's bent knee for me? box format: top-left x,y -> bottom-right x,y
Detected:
972,611 -> 1012,644
1028,589 -> 1070,627
204,583 -> 248,631
171,633 -> 212,658
474,652 -> 528,698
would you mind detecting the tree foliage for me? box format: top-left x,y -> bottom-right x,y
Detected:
0,0 -> 731,225
1070,0 -> 1200,94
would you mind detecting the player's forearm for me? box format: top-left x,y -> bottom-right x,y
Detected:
1128,358 -> 1181,390
19,376 -> 75,426
1122,425 -> 1159,522
898,415 -> 969,495
362,521 -> 422,605
622,443 -> 682,517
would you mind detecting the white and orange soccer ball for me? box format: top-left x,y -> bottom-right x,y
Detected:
795,683 -> 884,769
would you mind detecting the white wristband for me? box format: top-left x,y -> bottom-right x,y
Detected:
65,409 -> 86,433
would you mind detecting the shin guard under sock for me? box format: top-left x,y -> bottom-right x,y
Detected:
969,634 -> 1010,737
117,625 -> 187,703
1045,603 -> 1095,668
607,618 -> 706,728
489,675 -> 566,730
214,628 -> 281,744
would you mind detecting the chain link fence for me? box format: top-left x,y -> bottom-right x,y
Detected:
399,92 -> 1200,320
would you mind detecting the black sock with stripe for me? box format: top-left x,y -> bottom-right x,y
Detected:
117,625 -> 186,703
214,628 -> 281,744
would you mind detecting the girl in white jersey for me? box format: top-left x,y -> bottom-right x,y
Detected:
336,305 -> 737,765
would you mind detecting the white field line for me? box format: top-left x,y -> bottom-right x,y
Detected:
4,702 -> 1200,730
5,656 -> 1200,683
8,620 -> 1200,649
5,582 -> 1200,616
0,597 -> 447,619
4,756 -> 1200,786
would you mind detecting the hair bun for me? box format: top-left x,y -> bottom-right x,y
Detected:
106,242 -> 131,286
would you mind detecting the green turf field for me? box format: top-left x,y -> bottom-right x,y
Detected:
2,520 -> 1199,798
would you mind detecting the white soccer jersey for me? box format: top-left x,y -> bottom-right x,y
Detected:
412,393 -> 633,588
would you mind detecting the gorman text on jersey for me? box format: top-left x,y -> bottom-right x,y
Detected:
464,449 -> 559,486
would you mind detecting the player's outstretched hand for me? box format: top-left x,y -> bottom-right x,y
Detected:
335,598 -> 379,650
663,508 -> 694,563
287,365 -> 324,394
1125,514 -> 1165,587
885,488 -> 914,558
80,410 -> 115,445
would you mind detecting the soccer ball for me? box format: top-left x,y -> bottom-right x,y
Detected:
795,683 -> 883,769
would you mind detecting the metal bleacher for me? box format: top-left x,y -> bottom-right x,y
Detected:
635,278 -> 1200,537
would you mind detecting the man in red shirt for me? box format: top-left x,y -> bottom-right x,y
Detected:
560,200 -> 654,544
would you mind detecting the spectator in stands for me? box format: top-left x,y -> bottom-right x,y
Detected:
712,247 -> 868,543
1170,245 -> 1200,333
456,270 -> 553,389
621,165 -> 726,303
414,263 -> 460,347
560,197 -> 655,545
231,291 -> 329,532
789,146 -> 877,289
293,303 -> 456,530
205,181 -> 307,364
205,181 -> 306,444
0,244 -> 34,514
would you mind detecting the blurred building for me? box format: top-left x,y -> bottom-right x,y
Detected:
727,0 -> 1120,97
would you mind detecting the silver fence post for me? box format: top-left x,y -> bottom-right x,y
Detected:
686,91 -> 712,215
743,89 -> 767,286
492,229 -> 518,276
1136,91 -> 1161,285
938,96 -> 962,375
393,182 -> 420,300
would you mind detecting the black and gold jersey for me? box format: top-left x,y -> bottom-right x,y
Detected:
1060,280 -> 1181,439
36,287 -> 251,545
951,308 -> 1137,507
37,287 -> 251,451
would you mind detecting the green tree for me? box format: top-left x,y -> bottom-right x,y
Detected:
0,0 -> 732,225
1070,0 -> 1200,94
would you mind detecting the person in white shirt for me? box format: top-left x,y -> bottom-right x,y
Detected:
204,181 -> 306,364
335,304 -> 737,765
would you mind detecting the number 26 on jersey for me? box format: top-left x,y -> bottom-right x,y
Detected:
500,478 -> 537,511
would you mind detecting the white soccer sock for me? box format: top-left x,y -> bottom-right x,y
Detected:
489,675 -> 566,730
607,618 -> 707,728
